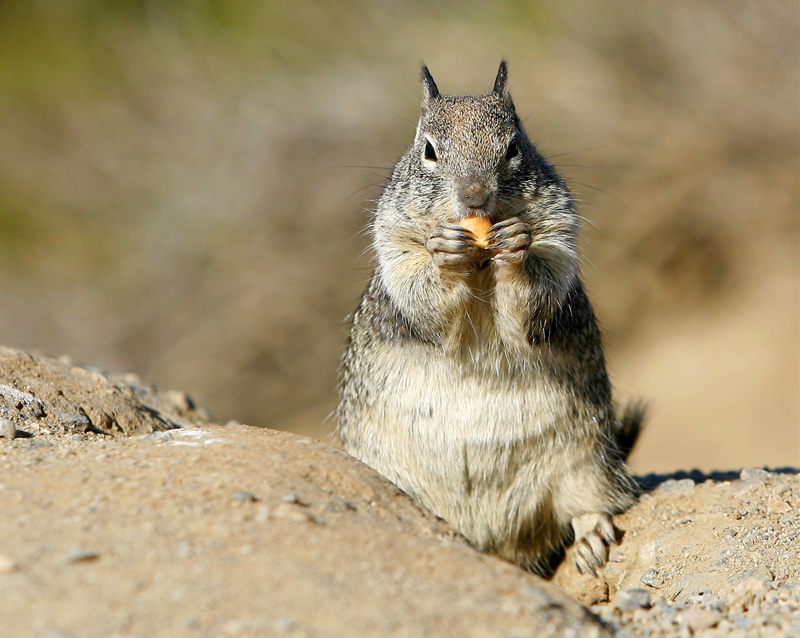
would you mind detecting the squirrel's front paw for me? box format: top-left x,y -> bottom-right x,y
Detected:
488,217 -> 532,265
571,512 -> 617,576
427,222 -> 483,271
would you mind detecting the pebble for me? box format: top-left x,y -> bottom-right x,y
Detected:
25,439 -> 52,451
53,411 -> 90,429
166,390 -> 195,413
281,493 -> 308,506
659,478 -> 696,496
67,548 -> 101,563
679,607 -> 722,631
232,491 -> 259,502
0,553 -> 17,574
767,493 -> 791,514
0,418 -> 16,439
271,503 -> 318,524
640,568 -> 664,588
614,588 -> 651,611
141,431 -> 173,442
739,468 -> 770,482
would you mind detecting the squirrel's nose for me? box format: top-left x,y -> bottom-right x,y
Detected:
458,181 -> 489,208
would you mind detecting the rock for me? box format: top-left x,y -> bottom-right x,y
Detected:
640,568 -> 664,588
0,554 -> 16,574
728,577 -> 769,613
53,411 -> 91,430
658,478 -> 696,496
280,492 -> 308,505
740,467 -> 770,482
679,607 -> 722,631
0,418 -> 16,440
66,548 -> 101,563
0,421 -> 609,637
165,390 -> 195,413
231,490 -> 259,502
555,467 -> 800,636
0,346 -> 215,436
613,588 -> 651,611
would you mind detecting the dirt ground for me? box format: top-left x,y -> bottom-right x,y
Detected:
1,346 -> 798,637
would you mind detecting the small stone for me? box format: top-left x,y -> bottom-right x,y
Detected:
222,619 -> 246,635
752,564 -> 774,582
723,506 -> 743,520
253,505 -> 271,523
765,590 -> 779,605
27,401 -> 45,419
121,372 -> 143,386
767,493 -> 791,514
141,431 -> 173,442
729,577 -> 769,612
232,491 -> 259,502
652,600 -> 676,616
641,568 -> 664,588
53,411 -> 91,430
281,493 -> 308,506
614,587 -> 651,611
27,439 -> 53,450
740,467 -> 770,482
0,554 -> 17,574
0,418 -> 16,440
659,478 -> 695,496
679,608 -> 721,631
67,548 -> 101,563
166,390 -> 195,413
271,503 -> 317,523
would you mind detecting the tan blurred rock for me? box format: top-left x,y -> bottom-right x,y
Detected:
0,415 -> 606,636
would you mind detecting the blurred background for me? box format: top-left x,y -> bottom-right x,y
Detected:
0,0 -> 797,473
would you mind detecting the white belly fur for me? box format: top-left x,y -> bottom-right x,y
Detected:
357,341 -> 581,551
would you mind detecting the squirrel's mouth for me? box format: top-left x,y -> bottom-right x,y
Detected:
457,210 -> 493,222
452,197 -> 528,225
453,191 -> 497,222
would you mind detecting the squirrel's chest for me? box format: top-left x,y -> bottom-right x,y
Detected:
372,343 -> 566,450
445,267 -> 531,364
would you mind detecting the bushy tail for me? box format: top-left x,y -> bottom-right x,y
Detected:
615,401 -> 646,460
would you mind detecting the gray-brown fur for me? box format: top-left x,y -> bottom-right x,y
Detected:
338,62 -> 642,576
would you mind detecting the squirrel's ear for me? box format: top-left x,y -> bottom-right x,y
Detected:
420,65 -> 440,115
492,60 -> 513,106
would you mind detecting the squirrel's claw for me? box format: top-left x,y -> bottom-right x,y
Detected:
427,223 -> 482,271
488,217 -> 532,264
571,512 -> 616,576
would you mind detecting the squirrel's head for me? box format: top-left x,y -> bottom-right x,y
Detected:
411,61 -> 536,222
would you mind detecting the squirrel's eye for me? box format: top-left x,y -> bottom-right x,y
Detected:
505,139 -> 519,160
424,140 -> 437,162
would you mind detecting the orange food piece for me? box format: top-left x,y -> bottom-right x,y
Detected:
460,215 -> 493,248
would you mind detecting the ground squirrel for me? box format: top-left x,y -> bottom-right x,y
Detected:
337,62 -> 642,576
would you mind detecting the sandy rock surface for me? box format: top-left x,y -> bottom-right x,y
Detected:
0,346 -> 798,637
0,346 -> 212,437
0,425 -> 606,638
555,470 -> 800,636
